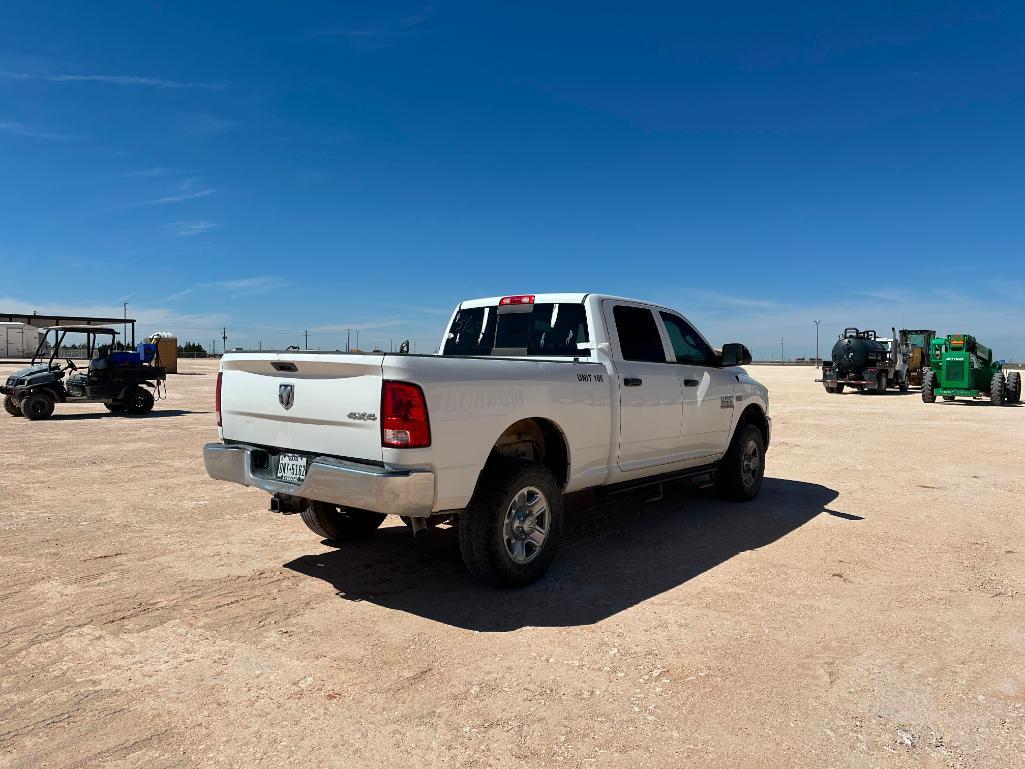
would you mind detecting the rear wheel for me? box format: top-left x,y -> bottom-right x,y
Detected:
715,423 -> 766,502
875,372 -> 887,394
991,372 -> 1005,406
3,395 -> 22,417
459,460 -> 563,588
20,391 -> 55,420
922,370 -> 936,403
300,501 -> 386,542
125,386 -> 154,415
1005,371 -> 1021,404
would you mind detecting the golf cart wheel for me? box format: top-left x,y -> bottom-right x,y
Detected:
990,372 -> 1005,406
1005,371 -> 1021,404
3,395 -> 22,417
922,370 -> 936,403
299,501 -> 386,542
125,386 -> 155,415
20,392 -> 55,420
458,459 -> 564,588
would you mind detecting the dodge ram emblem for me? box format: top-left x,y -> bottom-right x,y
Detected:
278,384 -> 294,410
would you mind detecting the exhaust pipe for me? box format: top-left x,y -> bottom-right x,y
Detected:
410,517 -> 429,538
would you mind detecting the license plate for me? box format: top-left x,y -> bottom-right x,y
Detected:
276,453 -> 308,484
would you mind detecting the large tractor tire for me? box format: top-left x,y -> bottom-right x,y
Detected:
922,370 -> 936,403
20,391 -> 55,420
300,501 -> 386,542
990,372 -> 1005,406
1005,371 -> 1022,404
3,395 -> 22,417
458,459 -> 563,588
125,386 -> 155,415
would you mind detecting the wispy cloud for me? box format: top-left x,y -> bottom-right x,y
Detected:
140,188 -> 215,206
0,70 -> 227,89
120,167 -> 171,178
311,319 -> 405,332
199,276 -> 289,297
172,220 -> 219,236
163,288 -> 194,302
0,119 -> 73,141
308,5 -> 435,40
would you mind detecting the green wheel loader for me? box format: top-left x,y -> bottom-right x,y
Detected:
921,334 -> 1020,406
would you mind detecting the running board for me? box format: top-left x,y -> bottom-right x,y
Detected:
597,463 -> 718,498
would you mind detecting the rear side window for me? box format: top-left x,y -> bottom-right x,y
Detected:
659,312 -> 714,365
443,302 -> 589,357
612,305 -> 666,363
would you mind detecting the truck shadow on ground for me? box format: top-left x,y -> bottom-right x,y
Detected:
285,477 -> 840,631
40,409 -> 208,421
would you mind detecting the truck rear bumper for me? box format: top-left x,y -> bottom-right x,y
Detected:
203,443 -> 435,517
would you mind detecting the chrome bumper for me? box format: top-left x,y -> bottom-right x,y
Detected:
203,443 -> 435,517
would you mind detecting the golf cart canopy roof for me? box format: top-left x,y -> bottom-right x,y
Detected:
44,325 -> 119,335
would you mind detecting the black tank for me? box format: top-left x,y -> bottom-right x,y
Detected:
831,328 -> 887,373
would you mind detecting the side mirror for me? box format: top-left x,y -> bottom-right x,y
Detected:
721,343 -> 752,367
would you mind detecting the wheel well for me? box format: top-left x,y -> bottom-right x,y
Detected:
737,404 -> 768,448
488,417 -> 569,488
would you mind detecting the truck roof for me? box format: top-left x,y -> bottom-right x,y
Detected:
458,293 -> 665,310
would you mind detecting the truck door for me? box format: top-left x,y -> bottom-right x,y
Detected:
603,301 -> 684,472
657,311 -> 735,459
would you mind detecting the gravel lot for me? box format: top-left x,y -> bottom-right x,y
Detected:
2,360 -> 1023,768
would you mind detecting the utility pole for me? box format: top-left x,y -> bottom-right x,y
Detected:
122,300 -> 129,348
355,330 -> 360,350
346,329 -> 351,353
258,341 -> 262,351
222,327 -> 227,353
212,339 -> 216,356
813,320 -> 822,368
304,330 -> 309,350
780,337 -> 784,365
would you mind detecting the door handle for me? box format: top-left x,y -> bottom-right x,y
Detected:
684,379 -> 699,387
624,377 -> 643,387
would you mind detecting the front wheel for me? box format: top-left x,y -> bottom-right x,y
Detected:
715,423 -> 766,502
991,372 -> 1005,406
922,370 -> 936,403
299,501 -> 386,542
459,460 -> 563,588
3,395 -> 22,417
21,391 -> 55,420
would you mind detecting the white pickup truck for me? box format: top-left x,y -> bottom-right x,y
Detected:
204,293 -> 770,586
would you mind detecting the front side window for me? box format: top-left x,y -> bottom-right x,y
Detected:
612,305 -> 666,363
659,312 -> 715,365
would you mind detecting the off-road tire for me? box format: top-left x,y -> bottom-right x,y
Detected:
991,372 -> 1005,406
299,501 -> 386,542
922,370 -> 936,403
3,395 -> 22,417
1005,371 -> 1021,404
20,391 -> 55,420
715,423 -> 766,502
458,459 -> 563,588
125,386 -> 155,415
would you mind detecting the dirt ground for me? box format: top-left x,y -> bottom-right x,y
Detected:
1,360 -> 1023,769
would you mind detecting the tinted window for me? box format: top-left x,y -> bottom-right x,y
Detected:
660,312 -> 714,365
442,307 -> 496,355
443,302 -> 589,357
613,306 -> 666,363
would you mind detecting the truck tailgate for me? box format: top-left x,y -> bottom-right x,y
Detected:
219,353 -> 385,462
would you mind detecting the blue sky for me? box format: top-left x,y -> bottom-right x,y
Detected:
1,2 -> 1022,358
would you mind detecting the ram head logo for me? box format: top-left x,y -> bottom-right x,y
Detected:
278,384 -> 295,410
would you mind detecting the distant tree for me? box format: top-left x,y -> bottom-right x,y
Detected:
177,341 -> 208,356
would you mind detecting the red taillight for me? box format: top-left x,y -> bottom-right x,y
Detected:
381,381 -> 430,448
499,294 -> 535,306
215,371 -> 223,427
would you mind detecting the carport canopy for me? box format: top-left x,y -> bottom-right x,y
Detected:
0,312 -> 136,344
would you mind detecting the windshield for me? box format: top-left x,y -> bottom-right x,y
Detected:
443,302 -> 589,357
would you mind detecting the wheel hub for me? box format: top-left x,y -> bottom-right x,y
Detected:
503,486 -> 549,564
